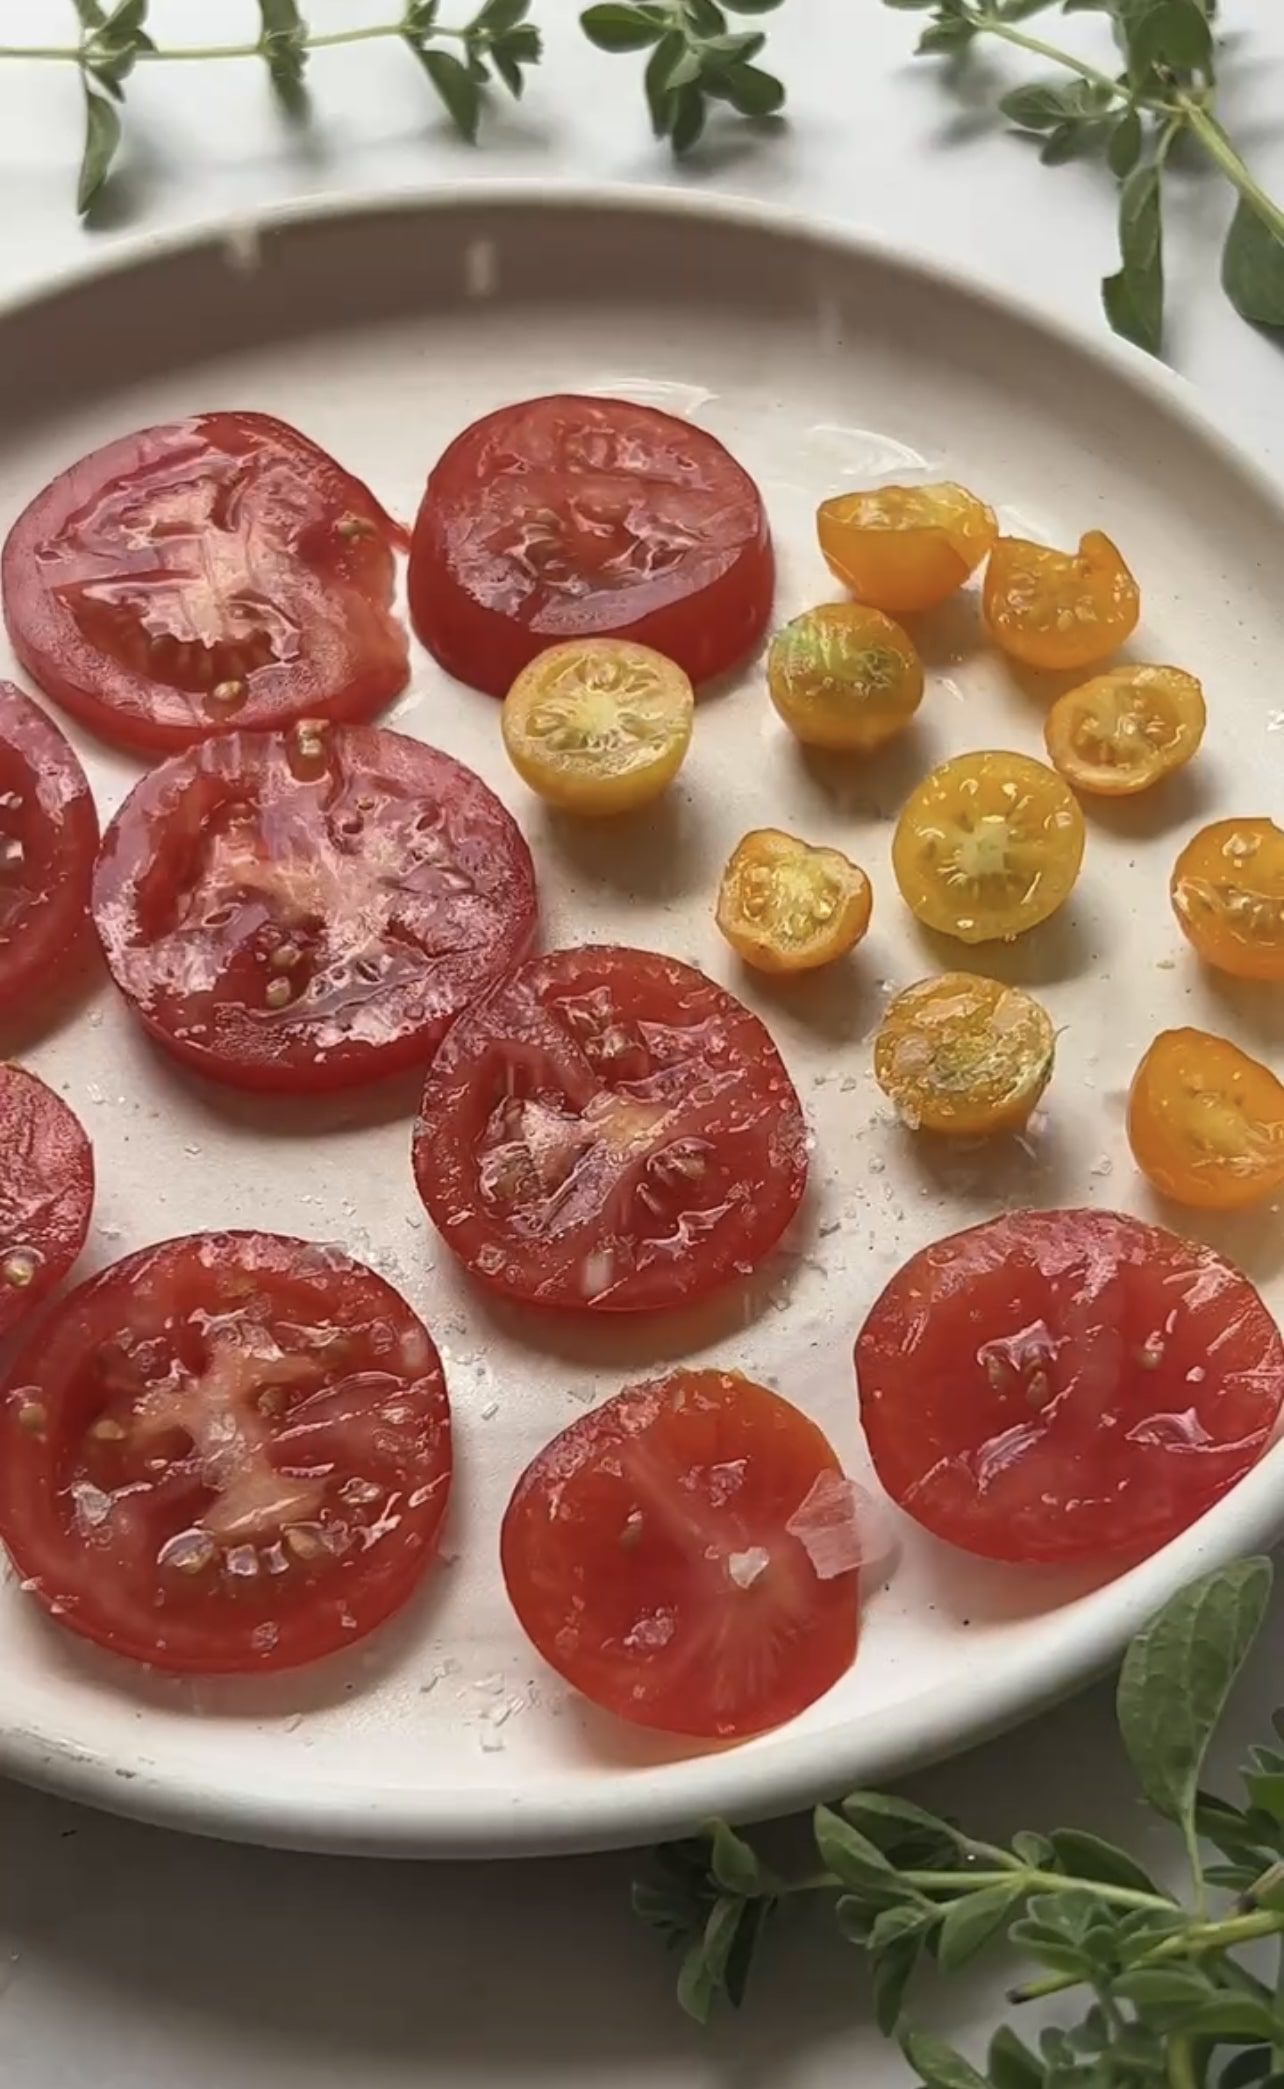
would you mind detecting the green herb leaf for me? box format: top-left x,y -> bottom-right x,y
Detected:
707,61 -> 784,113
685,0 -> 728,30
842,1792 -> 964,1867
725,0 -> 786,11
814,1806 -> 910,1901
1117,1558 -> 1272,1841
903,2031 -> 991,2089
1108,106 -> 1143,176
1012,1831 -> 1056,1869
873,1932 -> 924,2035
677,1895 -> 745,2024
988,2026 -> 1045,2089
937,1883 -> 1025,1971
77,83 -> 122,213
472,0 -> 531,30
1102,159 -> 1165,352
643,29 -> 685,132
580,4 -> 669,51
72,0 -> 108,26
917,18 -> 976,53
669,79 -> 707,151
1048,1829 -> 1162,1895
1116,0 -> 1213,78
417,45 -> 484,138
706,1820 -> 772,1898
883,0 -> 941,10
1222,199 -> 1284,329
1112,1966 -> 1213,2008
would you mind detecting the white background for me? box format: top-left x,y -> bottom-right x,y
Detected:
2,2 -> 1283,2083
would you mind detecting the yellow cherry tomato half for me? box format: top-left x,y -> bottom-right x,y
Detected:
1170,818 -> 1284,982
502,638 -> 694,816
1045,665 -> 1206,798
874,972 -> 1056,1136
982,530 -> 1140,672
767,602 -> 923,753
817,482 -> 998,615
716,828 -> 873,975
1128,1028 -> 1284,1211
892,750 -> 1085,945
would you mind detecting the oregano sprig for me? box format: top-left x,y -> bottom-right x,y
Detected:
634,1554 -> 1284,2089
882,0 -> 1284,356
1,0 -> 789,217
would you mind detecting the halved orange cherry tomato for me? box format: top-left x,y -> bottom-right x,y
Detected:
717,828 -> 872,975
767,603 -> 923,752
501,638 -> 694,815
892,750 -> 1085,944
1128,1028 -> 1284,1211
983,531 -> 1140,672
1171,819 -> 1284,982
874,973 -> 1055,1136
1045,666 -> 1205,797
817,482 -> 997,615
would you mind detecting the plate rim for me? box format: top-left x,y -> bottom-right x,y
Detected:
3,180 -> 1283,1859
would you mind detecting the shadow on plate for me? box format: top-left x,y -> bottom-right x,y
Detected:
908,898 -> 1105,989
533,790 -> 717,907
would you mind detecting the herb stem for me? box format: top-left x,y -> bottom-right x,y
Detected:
1181,100 -> 1284,244
970,11 -> 1128,102
904,1867 -> 1173,1913
0,23 -> 474,65
1168,2034 -> 1200,2089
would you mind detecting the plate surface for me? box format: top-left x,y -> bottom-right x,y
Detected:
2,190 -> 1283,1859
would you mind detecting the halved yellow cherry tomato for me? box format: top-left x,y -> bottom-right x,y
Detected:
767,603 -> 923,753
983,531 -> 1140,672
1128,1028 -> 1284,1210
817,482 -> 998,616
1171,818 -> 1284,982
716,828 -> 873,975
1045,665 -> 1205,797
874,972 -> 1056,1136
892,750 -> 1085,944
501,638 -> 693,815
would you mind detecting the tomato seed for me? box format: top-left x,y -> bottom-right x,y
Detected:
2,1249 -> 38,1287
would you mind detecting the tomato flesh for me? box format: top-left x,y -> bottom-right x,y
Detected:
0,681 -> 98,1013
0,1063 -> 93,1338
413,944 -> 809,1312
1128,1028 -> 1284,1211
2,413 -> 409,755
92,722 -> 537,1093
857,1208 -> 1284,1564
501,1369 -> 860,1738
0,1232 -> 452,1672
408,395 -> 774,697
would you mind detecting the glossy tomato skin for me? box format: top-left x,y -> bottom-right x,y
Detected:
501,1369 -> 860,1738
0,1063 -> 94,1338
408,395 -> 774,697
0,681 -> 98,1013
92,722 -> 537,1093
857,1209 -> 1284,1565
0,1232 -> 452,1673
414,945 -> 809,1312
2,413 -> 409,756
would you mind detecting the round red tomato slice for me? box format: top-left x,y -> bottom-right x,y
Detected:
0,1231 -> 452,1673
0,1063 -> 93,1338
2,412 -> 409,756
856,1208 -> 1284,1565
92,721 -> 538,1094
0,680 -> 98,1012
408,394 -> 774,697
501,1369 -> 860,1738
413,945 -> 808,1312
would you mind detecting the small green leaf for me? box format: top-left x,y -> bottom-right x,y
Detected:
917,17 -> 976,53
1012,1831 -> 1056,1868
708,62 -> 784,114
883,0 -> 941,9
1222,199 -> 1284,330
1187,1996 -> 1284,2042
472,0 -> 530,29
665,47 -> 703,89
1221,2048 -> 1274,2089
1108,106 -> 1143,176
580,4 -> 668,51
418,46 -> 484,139
814,1807 -> 905,1899
936,1883 -> 1024,1971
1117,1558 -> 1272,1838
988,2026 -> 1045,2089
676,1895 -> 743,2024
77,84 -> 122,213
1048,1829 -> 1161,1895
644,30 -> 685,132
872,1934 -> 922,2036
685,0 -> 727,29
903,2032 -> 992,2089
669,80 -> 707,151
72,0 -> 108,26
1112,1966 -> 1214,2008
999,78 -> 1082,131
1117,0 -> 1213,76
706,1821 -> 770,1898
722,1896 -> 769,2010
842,1792 -> 963,1866
724,0 -> 785,11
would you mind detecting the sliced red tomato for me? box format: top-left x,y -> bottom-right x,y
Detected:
92,721 -> 538,1093
501,1369 -> 860,1738
2,413 -> 409,756
0,681 -> 98,1012
408,394 -> 774,697
0,1063 -> 93,1338
0,1231 -> 452,1673
413,945 -> 808,1312
856,1208 -> 1284,1565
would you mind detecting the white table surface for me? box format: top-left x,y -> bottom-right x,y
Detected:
2,3 -> 1283,2083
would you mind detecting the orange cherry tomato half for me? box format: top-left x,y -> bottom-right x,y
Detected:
983,531 -> 1140,673
716,828 -> 872,975
874,972 -> 1055,1136
1170,819 -> 1284,983
817,482 -> 997,615
767,602 -> 923,753
1045,665 -> 1206,798
892,750 -> 1085,944
1129,1028 -> 1284,1211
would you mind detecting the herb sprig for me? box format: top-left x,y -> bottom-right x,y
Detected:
882,0 -> 1284,354
636,1553 -> 1284,2089
1,0 -> 788,218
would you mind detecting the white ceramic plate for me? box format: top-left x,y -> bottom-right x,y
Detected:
2,189 -> 1283,1859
